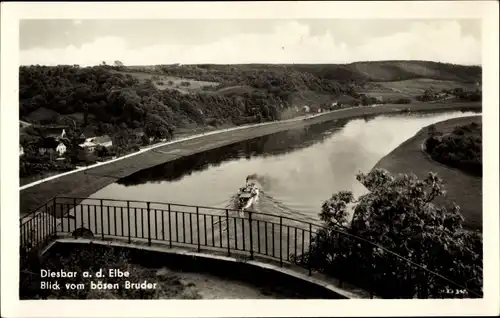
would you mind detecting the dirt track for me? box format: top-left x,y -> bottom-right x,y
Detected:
20,102 -> 481,216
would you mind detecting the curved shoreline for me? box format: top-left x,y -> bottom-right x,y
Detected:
372,115 -> 482,230
20,102 -> 481,216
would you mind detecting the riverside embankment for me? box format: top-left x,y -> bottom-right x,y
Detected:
373,115 -> 482,230
20,102 -> 481,216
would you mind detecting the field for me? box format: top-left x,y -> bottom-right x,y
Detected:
114,71 -> 220,94
347,60 -> 480,83
215,85 -> 259,96
361,79 -> 478,100
373,115 -> 482,230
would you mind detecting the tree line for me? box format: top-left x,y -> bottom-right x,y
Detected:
425,122 -> 482,177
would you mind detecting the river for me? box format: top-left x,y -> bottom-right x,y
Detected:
87,110 -> 479,223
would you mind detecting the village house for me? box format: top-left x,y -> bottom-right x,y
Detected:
37,137 -> 61,158
79,135 -> 113,153
36,127 -> 70,157
55,142 -> 67,156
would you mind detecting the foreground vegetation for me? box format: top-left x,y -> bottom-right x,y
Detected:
425,122 -> 482,176
293,168 -> 482,298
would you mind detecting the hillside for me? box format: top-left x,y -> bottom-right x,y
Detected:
124,60 -> 481,103
131,60 -> 480,85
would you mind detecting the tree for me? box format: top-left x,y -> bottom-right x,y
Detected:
143,114 -> 172,140
297,169 -> 482,298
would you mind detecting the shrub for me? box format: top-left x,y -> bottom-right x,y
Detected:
293,169 -> 482,298
424,122 -> 482,176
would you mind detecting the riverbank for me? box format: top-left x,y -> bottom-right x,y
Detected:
20,102 -> 481,216
373,115 -> 482,230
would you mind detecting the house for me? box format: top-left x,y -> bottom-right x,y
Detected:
38,137 -> 59,156
301,105 -> 310,113
79,135 -> 113,152
56,142 -> 67,156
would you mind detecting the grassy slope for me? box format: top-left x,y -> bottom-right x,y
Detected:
198,60 -> 481,82
113,70 -> 219,94
373,116 -> 482,230
126,60 -> 481,99
347,60 -> 480,83
362,79 -> 478,99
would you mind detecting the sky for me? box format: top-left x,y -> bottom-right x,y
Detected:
19,19 -> 482,66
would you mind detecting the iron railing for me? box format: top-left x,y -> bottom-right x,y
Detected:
19,196 -> 482,299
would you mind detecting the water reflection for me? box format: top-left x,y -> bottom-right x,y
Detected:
118,118 -> 353,186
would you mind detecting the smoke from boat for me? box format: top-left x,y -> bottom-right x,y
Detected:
245,173 -> 273,191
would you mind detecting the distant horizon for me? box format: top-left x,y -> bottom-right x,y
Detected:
20,59 -> 482,68
20,19 -> 482,66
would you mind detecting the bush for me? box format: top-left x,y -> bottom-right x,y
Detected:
394,98 -> 411,104
293,169 -> 482,298
424,122 -> 482,176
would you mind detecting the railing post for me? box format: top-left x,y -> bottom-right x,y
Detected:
248,211 -> 254,260
279,216 -> 283,267
73,198 -> 77,233
226,209 -> 230,256
52,197 -> 57,237
308,223 -> 312,276
147,202 -> 151,246
100,199 -> 104,239
44,202 -> 49,242
168,204 -> 172,248
196,207 -> 201,252
127,201 -> 131,244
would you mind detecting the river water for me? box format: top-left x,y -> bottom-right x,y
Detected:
87,110 -> 478,223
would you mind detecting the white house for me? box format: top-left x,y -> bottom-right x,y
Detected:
79,135 -> 113,153
56,142 -> 67,156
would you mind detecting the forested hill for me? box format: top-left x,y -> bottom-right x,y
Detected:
136,60 -> 481,84
19,64 -> 356,139
19,60 -> 481,145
